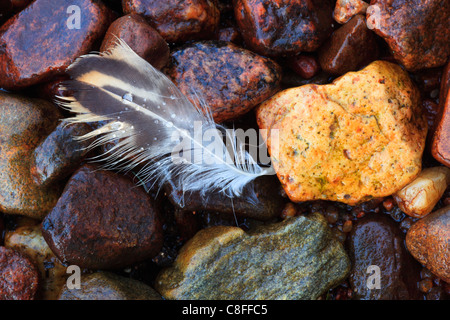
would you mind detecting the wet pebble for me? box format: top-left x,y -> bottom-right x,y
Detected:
333,0 -> 369,24
0,92 -> 63,219
0,0 -> 114,90
100,14 -> 170,70
318,15 -> 379,75
5,224 -> 68,300
165,175 -> 285,221
122,0 -> 220,43
287,54 -> 321,79
41,164 -> 163,270
156,213 -> 350,299
30,122 -> 93,187
59,272 -> 162,300
406,205 -> 450,283
432,60 -> 450,167
234,0 -> 334,57
347,214 -> 422,299
0,246 -> 39,300
164,40 -> 281,123
367,0 -> 450,71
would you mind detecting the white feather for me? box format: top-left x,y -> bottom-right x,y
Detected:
56,39 -> 273,199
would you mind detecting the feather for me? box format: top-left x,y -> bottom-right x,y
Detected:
55,39 -> 273,200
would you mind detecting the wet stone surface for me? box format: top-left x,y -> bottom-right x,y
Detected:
0,0 -> 115,90
367,0 -> 450,71
406,205 -> 450,283
0,246 -> 39,300
0,92 -> 63,219
41,165 -> 163,270
156,213 -> 350,300
234,0 -> 334,57
165,175 -> 285,221
100,14 -> 170,70
318,15 -> 379,75
347,214 -> 422,300
164,40 -> 281,123
30,122 -> 93,187
122,0 -> 220,43
59,272 -> 162,300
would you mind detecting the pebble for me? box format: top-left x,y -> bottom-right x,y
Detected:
432,61 -> 450,167
333,0 -> 369,24
122,0 -> 220,43
0,246 -> 39,300
0,0 -> 114,90
30,122 -> 92,187
318,15 -> 379,75
41,164 -> 163,270
287,54 -> 321,79
164,40 -> 281,123
234,0 -> 334,57
155,213 -> 350,299
59,272 -> 162,300
100,14 -> 170,70
165,175 -> 285,221
5,224 -> 68,300
366,0 -> 450,71
347,214 -> 422,299
0,92 -> 63,219
256,61 -> 427,205
406,205 -> 450,283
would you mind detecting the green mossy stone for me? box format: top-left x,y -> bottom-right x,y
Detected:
156,212 -> 351,300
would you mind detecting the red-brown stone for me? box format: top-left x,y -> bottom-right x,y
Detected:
0,0 -> 114,90
122,0 -> 220,43
100,14 -> 170,70
234,0 -> 334,57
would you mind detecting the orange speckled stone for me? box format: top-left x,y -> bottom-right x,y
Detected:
0,92 -> 62,218
0,0 -> 114,90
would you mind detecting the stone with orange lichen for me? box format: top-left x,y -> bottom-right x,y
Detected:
0,0 -> 114,90
0,92 -> 63,219
122,0 -> 220,43
256,60 -> 427,205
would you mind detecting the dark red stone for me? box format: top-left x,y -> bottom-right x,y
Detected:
287,54 -> 321,79
100,14 -> 170,70
41,165 -> 163,270
0,0 -> 114,90
234,0 -> 334,57
367,0 -> 450,71
348,214 -> 422,300
164,40 -> 281,123
122,0 -> 220,43
318,15 -> 379,75
432,60 -> 450,167
0,246 -> 39,300
165,175 -> 285,221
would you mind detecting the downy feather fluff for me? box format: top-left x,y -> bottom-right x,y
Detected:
56,39 -> 273,200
